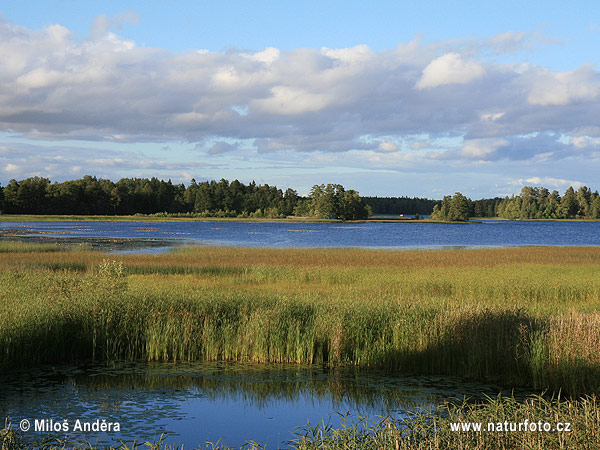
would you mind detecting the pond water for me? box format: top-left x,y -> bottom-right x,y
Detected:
0,361 -> 518,448
1,219 -> 599,251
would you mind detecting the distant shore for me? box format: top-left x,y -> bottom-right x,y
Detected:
0,214 -> 464,223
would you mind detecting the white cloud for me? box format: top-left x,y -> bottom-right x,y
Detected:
3,163 -> 19,174
571,136 -> 600,148
378,140 -> 399,152
520,177 -> 583,189
461,138 -> 509,160
0,16 -> 598,180
480,112 -> 505,121
415,53 -> 485,89
527,65 -> 600,106
252,86 -> 333,115
243,47 -> 280,64
321,44 -> 374,64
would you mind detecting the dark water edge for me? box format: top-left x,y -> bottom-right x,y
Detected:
0,361 -> 529,449
0,230 -> 187,253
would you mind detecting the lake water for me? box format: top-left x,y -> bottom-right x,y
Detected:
1,219 -> 599,251
0,361 -> 519,448
1,218 -> 596,447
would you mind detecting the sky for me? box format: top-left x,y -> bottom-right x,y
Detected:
1,1 -> 599,198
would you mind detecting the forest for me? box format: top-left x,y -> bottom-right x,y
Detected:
0,176 -> 598,221
0,176 -> 370,220
497,186 -> 600,219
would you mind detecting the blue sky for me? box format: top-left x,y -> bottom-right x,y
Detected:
1,1 -> 599,198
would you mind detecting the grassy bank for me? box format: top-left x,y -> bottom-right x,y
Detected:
2,394 -> 599,449
1,244 -> 600,395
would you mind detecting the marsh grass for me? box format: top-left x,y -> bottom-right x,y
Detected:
1,246 -> 600,395
0,242 -> 68,253
291,394 -> 600,450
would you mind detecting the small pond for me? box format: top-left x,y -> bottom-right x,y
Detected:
0,361 -> 520,448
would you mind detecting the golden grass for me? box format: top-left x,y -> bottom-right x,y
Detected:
1,244 -> 600,395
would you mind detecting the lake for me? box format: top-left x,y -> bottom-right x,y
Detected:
1,219 -> 600,251
1,218 -> 597,448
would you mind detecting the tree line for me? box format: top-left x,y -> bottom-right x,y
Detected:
361,196 -> 439,215
0,176 -> 371,220
430,186 -> 600,221
0,176 -> 597,221
497,186 -> 600,220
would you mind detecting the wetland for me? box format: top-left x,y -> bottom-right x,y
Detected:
1,221 -> 600,448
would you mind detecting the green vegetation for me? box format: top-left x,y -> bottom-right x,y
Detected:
2,243 -> 600,448
430,192 -> 472,221
362,196 -> 439,216
1,244 -> 600,396
0,177 -> 369,220
292,394 -> 600,450
3,177 -> 600,221
498,185 -> 600,220
293,184 -> 371,220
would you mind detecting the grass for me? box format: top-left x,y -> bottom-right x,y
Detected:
1,244 -> 600,395
2,244 -> 600,448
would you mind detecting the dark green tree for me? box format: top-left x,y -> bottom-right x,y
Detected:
559,186 -> 578,218
431,192 -> 472,221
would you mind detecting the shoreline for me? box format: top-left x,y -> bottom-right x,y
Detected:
0,213 -> 475,224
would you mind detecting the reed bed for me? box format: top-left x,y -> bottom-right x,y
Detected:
1,245 -> 600,396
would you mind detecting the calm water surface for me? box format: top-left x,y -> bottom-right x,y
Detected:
1,219 -> 599,250
0,361 -> 519,448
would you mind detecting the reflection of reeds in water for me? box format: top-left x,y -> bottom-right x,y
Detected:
38,361 -> 469,412
1,244 -> 600,396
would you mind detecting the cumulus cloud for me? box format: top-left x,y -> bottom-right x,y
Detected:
527,65 -> 600,106
460,138 -> 509,160
415,53 -> 485,89
0,16 -> 599,173
3,163 -> 19,174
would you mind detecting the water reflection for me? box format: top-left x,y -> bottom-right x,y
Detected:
0,361 -> 514,448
